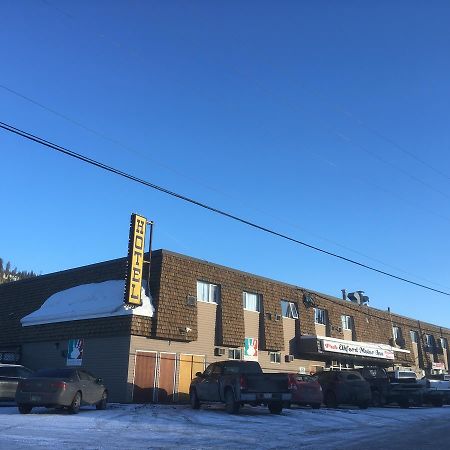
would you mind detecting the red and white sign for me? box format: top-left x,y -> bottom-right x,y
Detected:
321,339 -> 395,360
432,362 -> 445,370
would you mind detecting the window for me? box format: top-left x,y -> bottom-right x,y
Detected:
441,338 -> 448,350
393,326 -> 402,340
243,292 -> 261,312
280,300 -> 298,319
269,352 -> 281,363
196,281 -> 220,304
410,330 -> 419,344
228,348 -> 242,360
425,334 -> 436,349
314,308 -> 327,325
341,315 -> 353,330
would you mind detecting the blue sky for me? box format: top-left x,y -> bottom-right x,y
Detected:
1,1 -> 450,327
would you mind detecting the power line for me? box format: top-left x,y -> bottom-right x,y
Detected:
39,0 -> 450,203
5,84 -> 449,289
1,120 -> 449,297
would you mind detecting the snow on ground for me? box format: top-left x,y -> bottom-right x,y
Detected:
0,403 -> 449,449
21,280 -> 154,326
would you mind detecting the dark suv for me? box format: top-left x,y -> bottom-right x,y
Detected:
316,370 -> 371,409
0,364 -> 34,402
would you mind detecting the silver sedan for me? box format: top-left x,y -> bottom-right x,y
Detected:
15,368 -> 108,414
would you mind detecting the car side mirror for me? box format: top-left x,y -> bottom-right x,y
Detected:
96,378 -> 103,384
195,372 -> 203,378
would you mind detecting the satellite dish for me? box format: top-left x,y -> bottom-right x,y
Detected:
347,291 -> 369,305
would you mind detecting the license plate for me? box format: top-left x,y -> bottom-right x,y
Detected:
263,394 -> 272,399
31,395 -> 41,402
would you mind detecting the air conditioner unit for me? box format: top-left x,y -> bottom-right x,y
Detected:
186,295 -> 196,306
265,312 -> 272,321
274,314 -> 281,321
285,354 -> 294,363
214,347 -> 226,357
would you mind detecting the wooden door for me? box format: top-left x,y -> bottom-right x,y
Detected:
133,352 -> 157,403
177,354 -> 205,403
156,352 -> 176,403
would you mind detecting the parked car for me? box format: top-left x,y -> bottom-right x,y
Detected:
189,360 -> 291,414
0,364 -> 34,402
15,368 -> 108,414
417,373 -> 449,407
288,373 -> 323,409
316,370 -> 371,409
357,367 -> 422,408
422,374 -> 450,404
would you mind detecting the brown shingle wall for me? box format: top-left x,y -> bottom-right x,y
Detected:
0,258 -> 131,346
154,251 -> 450,363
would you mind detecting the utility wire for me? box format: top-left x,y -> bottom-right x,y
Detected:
1,120 -> 449,297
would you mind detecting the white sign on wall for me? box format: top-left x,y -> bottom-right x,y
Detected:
67,338 -> 84,366
432,362 -> 445,370
321,339 -> 395,360
244,338 -> 258,361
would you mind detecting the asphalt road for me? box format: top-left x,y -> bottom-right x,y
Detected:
346,414 -> 450,449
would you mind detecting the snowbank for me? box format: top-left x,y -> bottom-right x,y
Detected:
20,280 -> 154,326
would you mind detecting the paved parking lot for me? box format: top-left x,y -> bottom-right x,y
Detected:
0,403 -> 449,449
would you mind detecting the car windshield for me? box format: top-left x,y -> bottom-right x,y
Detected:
398,372 -> 416,379
339,371 -> 363,381
223,362 -> 262,375
33,369 -> 76,380
295,374 -> 314,382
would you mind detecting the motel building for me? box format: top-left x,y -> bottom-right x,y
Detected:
0,248 -> 449,403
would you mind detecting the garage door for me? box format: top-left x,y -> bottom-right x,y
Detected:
178,354 -> 205,402
133,351 -> 157,403
156,352 -> 176,403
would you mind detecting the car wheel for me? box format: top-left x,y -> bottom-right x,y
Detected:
311,403 -> 321,410
69,391 -> 82,414
96,391 -> 108,410
268,402 -> 283,414
190,389 -> 200,410
432,399 -> 443,407
324,391 -> 338,408
225,389 -> 240,414
18,404 -> 32,414
399,400 -> 410,409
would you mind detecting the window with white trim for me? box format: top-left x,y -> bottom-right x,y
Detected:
410,330 -> 419,344
243,292 -> 261,312
269,352 -> 281,363
341,315 -> 353,330
196,281 -> 220,304
440,338 -> 448,350
228,348 -> 242,360
314,308 -> 327,325
280,300 -> 298,319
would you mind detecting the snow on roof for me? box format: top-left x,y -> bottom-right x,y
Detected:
20,280 -> 154,327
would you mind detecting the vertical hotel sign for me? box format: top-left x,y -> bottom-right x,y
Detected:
124,213 -> 147,306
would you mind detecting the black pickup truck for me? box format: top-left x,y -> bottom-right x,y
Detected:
189,360 -> 291,414
357,367 -> 424,408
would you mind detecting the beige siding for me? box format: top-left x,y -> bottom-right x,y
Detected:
22,336 -> 131,403
243,310 -> 260,342
315,323 -> 327,336
343,329 -> 353,341
282,318 -> 296,354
